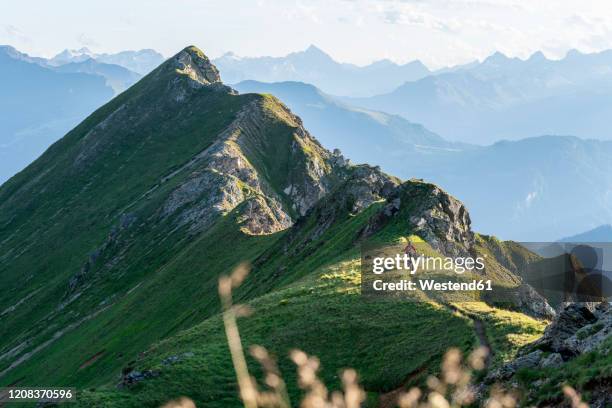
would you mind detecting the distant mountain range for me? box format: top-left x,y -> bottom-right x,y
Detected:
48,47 -> 165,75
5,44 -> 612,240
347,50 -> 612,144
0,46 -> 165,183
559,225 -> 612,242
237,80 -> 612,241
214,45 -> 431,97
212,45 -> 612,144
52,58 -> 141,94
0,46 -> 114,184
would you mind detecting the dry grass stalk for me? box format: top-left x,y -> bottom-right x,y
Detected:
290,349 -> 366,408
161,397 -> 197,408
562,385 -> 589,408
219,263 -> 261,408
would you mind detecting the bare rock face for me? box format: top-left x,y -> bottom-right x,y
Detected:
396,181 -> 475,257
237,196 -> 292,235
160,101 -> 292,235
279,123 -> 336,217
345,166 -> 399,214
527,302 -> 607,358
174,46 -> 221,85
158,46 -> 236,102
488,302 -> 611,384
160,95 -> 339,236
517,284 -> 557,319
283,165 -> 400,252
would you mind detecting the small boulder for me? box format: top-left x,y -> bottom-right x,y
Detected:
539,352 -> 563,368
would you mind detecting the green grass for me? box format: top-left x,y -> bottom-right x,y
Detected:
454,302 -> 546,366
75,254 -> 477,407
515,336 -> 612,406
70,194 -> 550,407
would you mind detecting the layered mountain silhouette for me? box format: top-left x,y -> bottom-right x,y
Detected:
234,80 -> 469,171
53,58 -> 142,94
347,50 -> 612,144
49,47 -> 165,75
0,46 -> 150,183
0,46 -> 573,406
213,45 -> 431,97
0,45 -> 115,184
560,224 -> 612,242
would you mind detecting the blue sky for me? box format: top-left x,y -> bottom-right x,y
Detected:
3,0 -> 612,68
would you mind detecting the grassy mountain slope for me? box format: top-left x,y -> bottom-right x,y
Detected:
0,46 -> 564,407
0,45 -> 339,387
74,178 -> 547,407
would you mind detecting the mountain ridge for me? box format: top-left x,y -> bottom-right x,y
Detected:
231,80 -> 612,241
0,45 -> 604,408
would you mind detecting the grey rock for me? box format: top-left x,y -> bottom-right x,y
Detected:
399,181 -> 474,257
118,369 -> 160,388
517,284 -> 556,319
539,352 -> 563,368
486,350 -> 543,382
527,303 -> 600,358
174,47 -> 221,85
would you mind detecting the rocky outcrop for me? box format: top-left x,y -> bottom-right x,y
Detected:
516,283 -> 557,319
527,302 -> 610,358
237,195 -> 292,235
272,116 -> 338,217
160,92 -> 340,235
397,181 -> 474,256
280,165 -> 399,254
174,46 -> 222,85
487,302 -> 611,383
160,101 -> 292,234
311,166 -> 398,235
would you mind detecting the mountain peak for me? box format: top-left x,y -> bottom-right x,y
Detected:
305,44 -> 326,54
528,50 -> 547,62
171,46 -> 222,85
484,51 -> 509,64
565,48 -> 583,59
300,44 -> 333,61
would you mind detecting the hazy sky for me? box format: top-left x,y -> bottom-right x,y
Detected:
3,0 -> 612,68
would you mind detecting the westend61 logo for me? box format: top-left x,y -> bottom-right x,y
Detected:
361,240 -> 612,305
